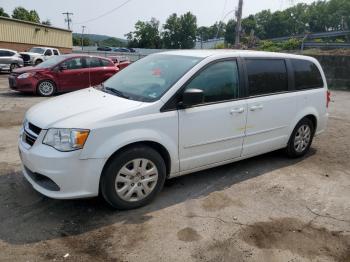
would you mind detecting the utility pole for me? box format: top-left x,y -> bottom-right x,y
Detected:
62,12 -> 73,30
234,0 -> 243,48
81,26 -> 86,51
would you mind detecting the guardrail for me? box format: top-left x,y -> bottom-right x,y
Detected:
72,50 -> 149,62
303,42 -> 350,49
269,30 -> 350,42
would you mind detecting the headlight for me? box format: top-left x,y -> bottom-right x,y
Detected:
18,72 -> 35,79
43,128 -> 90,152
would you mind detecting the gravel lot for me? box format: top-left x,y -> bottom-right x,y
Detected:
0,72 -> 349,262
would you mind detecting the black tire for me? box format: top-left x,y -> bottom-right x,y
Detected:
35,59 -> 43,65
37,80 -> 56,96
100,146 -> 166,210
10,63 -> 18,72
286,118 -> 315,158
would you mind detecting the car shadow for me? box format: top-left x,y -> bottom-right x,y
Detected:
0,148 -> 315,244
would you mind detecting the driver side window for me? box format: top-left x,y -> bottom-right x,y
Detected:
184,60 -> 240,104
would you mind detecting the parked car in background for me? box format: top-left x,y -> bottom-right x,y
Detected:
113,47 -> 131,53
108,55 -> 131,70
18,50 -> 329,209
20,47 -> 60,66
0,48 -> 24,72
97,46 -> 112,51
9,54 -> 118,96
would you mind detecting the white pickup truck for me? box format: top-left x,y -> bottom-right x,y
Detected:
20,47 -> 60,66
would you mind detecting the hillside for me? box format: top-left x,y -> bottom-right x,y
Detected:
73,33 -> 127,47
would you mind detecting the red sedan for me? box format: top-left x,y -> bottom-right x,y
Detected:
8,54 -> 119,96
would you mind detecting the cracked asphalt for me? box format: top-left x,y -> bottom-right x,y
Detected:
0,72 -> 349,262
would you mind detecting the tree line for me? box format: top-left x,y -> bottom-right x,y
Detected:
0,6 -> 51,25
126,0 -> 350,49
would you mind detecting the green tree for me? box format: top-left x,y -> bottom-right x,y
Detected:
224,19 -> 236,45
126,18 -> 161,48
72,36 -> 91,46
41,19 -> 51,26
12,7 -> 40,23
162,12 -> 197,49
0,7 -> 9,17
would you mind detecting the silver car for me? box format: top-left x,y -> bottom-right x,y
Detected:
0,49 -> 24,72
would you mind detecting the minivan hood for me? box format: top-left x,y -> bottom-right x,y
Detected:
26,88 -> 144,129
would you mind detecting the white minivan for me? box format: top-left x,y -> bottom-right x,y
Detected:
19,50 -> 329,209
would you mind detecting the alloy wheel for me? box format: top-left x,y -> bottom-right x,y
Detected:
294,124 -> 311,153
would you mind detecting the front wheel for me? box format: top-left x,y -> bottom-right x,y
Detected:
100,146 -> 166,210
10,63 -> 18,72
37,80 -> 56,96
286,118 -> 315,158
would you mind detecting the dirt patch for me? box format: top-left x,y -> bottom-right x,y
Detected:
0,110 -> 24,127
201,191 -> 244,212
177,227 -> 202,242
240,217 -> 350,262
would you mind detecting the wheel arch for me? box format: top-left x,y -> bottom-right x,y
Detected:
101,140 -> 172,179
289,108 -> 319,139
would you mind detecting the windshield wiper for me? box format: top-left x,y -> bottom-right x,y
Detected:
103,85 -> 130,99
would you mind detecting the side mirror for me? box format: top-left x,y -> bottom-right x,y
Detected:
180,88 -> 204,108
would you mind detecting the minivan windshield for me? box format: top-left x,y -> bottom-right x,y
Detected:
28,47 -> 45,54
35,56 -> 66,68
102,54 -> 202,102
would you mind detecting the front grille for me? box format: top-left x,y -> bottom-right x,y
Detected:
24,165 -> 60,191
23,121 -> 42,147
28,122 -> 41,135
24,130 -> 36,146
8,77 -> 16,88
20,54 -> 30,62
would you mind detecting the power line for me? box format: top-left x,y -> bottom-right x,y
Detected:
75,0 -> 134,25
62,12 -> 73,30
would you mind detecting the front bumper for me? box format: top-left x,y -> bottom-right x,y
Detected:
9,75 -> 36,92
19,129 -> 106,199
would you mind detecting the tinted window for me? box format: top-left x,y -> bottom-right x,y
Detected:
0,51 -> 14,56
185,60 -> 240,103
53,49 -> 59,55
44,49 -> 53,56
246,59 -> 288,96
291,59 -> 323,90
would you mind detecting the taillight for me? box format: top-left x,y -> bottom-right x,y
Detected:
326,90 -> 331,108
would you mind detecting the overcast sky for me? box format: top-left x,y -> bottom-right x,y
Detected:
0,0 -> 316,38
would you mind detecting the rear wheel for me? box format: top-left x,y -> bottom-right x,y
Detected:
286,118 -> 315,158
37,80 -> 56,96
100,146 -> 166,210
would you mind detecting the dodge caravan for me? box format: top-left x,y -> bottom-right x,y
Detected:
19,50 -> 329,209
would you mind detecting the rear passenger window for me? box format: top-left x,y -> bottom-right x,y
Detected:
89,57 -> 102,67
101,59 -> 111,66
184,60 -> 240,103
291,59 -> 323,90
53,49 -> 59,55
246,59 -> 288,96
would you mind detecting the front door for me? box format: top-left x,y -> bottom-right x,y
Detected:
57,57 -> 90,91
179,60 -> 247,171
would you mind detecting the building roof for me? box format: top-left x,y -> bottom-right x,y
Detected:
0,16 -> 71,33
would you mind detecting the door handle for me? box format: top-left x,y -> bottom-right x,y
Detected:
230,107 -> 245,114
249,104 -> 263,111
